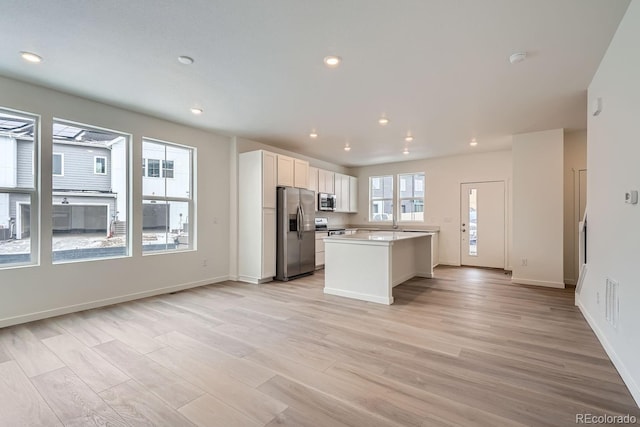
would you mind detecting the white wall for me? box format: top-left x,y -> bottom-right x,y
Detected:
0,76 -> 232,327
512,129 -> 564,287
353,150 -> 513,267
581,0 -> 640,406
563,130 -> 587,285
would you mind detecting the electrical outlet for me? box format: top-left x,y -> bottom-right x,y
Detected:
596,291 -> 600,305
521,258 -> 528,266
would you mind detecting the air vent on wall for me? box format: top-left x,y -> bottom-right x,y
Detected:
605,278 -> 619,328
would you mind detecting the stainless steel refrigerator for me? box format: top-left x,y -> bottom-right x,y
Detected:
276,186 -> 315,281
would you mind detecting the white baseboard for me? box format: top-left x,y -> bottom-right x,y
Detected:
0,275 -> 230,329
511,277 -> 565,288
324,287 -> 393,305
564,278 -> 576,286
577,299 -> 640,408
237,275 -> 274,284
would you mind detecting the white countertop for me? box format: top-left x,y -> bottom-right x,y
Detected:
325,230 -> 434,242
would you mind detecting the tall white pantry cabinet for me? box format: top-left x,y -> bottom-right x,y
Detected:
238,150 -> 277,283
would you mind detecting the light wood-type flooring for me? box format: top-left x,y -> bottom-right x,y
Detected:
0,266 -> 638,426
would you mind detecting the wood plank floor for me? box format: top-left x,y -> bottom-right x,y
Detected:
0,266 -> 638,426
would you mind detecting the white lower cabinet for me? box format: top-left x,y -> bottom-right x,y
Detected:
315,231 -> 326,268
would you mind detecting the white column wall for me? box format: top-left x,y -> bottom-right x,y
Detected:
581,0 -> 640,406
512,129 -> 564,287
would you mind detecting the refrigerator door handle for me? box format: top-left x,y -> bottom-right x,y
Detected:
297,205 -> 302,240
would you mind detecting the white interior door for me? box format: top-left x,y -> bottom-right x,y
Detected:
460,181 -> 505,268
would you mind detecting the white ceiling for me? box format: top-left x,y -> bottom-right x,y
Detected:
0,0 -> 630,166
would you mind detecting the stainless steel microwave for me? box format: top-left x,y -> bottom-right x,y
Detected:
318,193 -> 336,211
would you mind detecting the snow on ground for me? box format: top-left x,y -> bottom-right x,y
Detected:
0,232 -> 178,254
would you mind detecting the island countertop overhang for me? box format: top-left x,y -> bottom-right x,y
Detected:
324,231 -> 435,245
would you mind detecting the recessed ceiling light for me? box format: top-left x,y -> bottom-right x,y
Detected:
470,138 -> 478,147
405,135 -> 414,142
509,52 -> 527,64
403,148 -> 410,155
190,107 -> 203,115
20,51 -> 42,63
309,131 -> 318,139
323,55 -> 341,68
378,117 -> 390,126
178,55 -> 194,65
344,144 -> 351,152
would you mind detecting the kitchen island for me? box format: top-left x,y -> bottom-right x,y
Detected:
323,231 -> 434,305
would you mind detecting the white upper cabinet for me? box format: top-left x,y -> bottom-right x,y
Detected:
277,155 -> 294,187
349,176 -> 358,213
262,151 -> 277,208
277,155 -> 309,188
308,166 -> 319,192
308,166 -> 319,211
293,158 -> 309,189
318,169 -> 335,194
334,173 -> 350,212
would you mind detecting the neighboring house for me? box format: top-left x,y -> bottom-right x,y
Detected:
1,120 -> 189,243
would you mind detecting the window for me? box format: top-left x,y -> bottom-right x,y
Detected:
0,108 -> 39,268
369,175 -> 393,222
398,173 -> 425,222
52,153 -> 64,176
162,160 -> 174,178
142,138 -> 194,253
368,172 -> 426,223
52,119 -> 129,263
147,159 -> 160,177
94,156 -> 107,175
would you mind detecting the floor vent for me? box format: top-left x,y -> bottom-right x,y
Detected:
605,278 -> 619,328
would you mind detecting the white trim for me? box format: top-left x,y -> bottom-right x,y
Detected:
94,155 -> 107,175
398,172 -> 425,223
369,174 -> 394,222
324,287 -> 394,305
237,275 -> 273,284
577,299 -> 640,408
511,277 -> 565,288
0,275 -> 230,328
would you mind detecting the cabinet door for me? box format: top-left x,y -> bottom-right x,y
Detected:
262,151 -> 277,209
319,169 -> 335,194
294,159 -> 309,189
308,167 -> 318,192
308,167 -> 319,210
349,176 -> 358,212
334,173 -> 349,212
262,208 -> 276,278
277,155 -> 294,187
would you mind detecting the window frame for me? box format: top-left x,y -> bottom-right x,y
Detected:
94,156 -> 107,175
162,159 -> 174,179
0,107 -> 40,269
52,152 -> 64,176
369,175 -> 394,222
142,138 -> 195,255
147,158 -> 160,178
397,172 -> 425,223
51,118 -> 131,264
